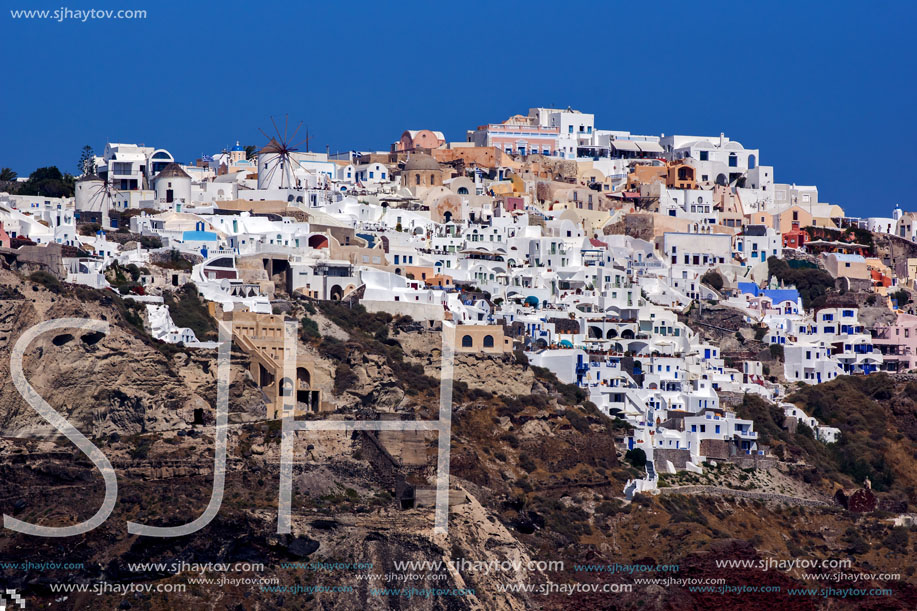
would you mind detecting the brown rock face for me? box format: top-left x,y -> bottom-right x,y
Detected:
834,487 -> 878,513
0,270 -> 258,437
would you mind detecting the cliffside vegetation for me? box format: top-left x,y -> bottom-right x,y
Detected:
767,256 -> 834,309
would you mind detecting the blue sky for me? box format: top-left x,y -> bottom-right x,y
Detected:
1,0 -> 914,216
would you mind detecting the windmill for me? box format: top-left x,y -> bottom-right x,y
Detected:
76,172 -> 121,215
257,115 -> 312,190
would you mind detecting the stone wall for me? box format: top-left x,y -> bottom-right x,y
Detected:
700,439 -> 730,461
654,448 -> 690,470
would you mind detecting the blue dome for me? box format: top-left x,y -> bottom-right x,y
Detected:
232,141 -> 244,151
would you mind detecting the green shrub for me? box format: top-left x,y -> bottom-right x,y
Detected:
891,289 -> 911,307
701,270 -> 724,291
156,249 -> 193,271
129,436 -> 154,459
301,316 -> 321,341
333,363 -> 358,394
519,453 -> 537,473
625,448 -> 647,468
29,270 -> 61,291
164,284 -> 217,340
565,408 -> 592,434
768,256 -> 834,309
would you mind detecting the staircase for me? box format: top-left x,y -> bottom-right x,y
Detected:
645,460 -> 657,482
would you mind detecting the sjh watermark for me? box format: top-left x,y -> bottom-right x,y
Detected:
9,7 -> 147,22
4,317 -> 457,538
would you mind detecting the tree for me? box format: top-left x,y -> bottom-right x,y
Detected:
625,448 -> 647,468
700,270 -> 724,292
767,256 -> 833,309
78,145 -> 96,176
244,145 -> 257,160
891,289 -> 911,307
18,166 -> 75,198
0,168 -> 17,182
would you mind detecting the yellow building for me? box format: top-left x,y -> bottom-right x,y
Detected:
455,324 -> 513,354
211,304 -> 323,419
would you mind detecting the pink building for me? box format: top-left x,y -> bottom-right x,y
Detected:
393,129 -> 445,153
469,115 -> 559,156
499,196 -> 525,212
871,313 -> 917,372
0,221 -> 10,249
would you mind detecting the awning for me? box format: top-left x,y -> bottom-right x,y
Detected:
637,141 -> 664,153
611,140 -> 641,152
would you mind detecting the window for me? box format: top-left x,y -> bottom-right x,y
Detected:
461,335 -> 473,348
483,335 -> 494,348
729,153 -> 738,167
415,174 -> 420,185
699,151 -> 708,161
369,171 -> 374,179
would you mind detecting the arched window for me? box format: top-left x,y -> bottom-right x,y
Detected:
461,335 -> 473,348
296,367 -> 310,387
483,335 -> 494,348
431,174 -> 436,185
728,153 -> 738,168
415,174 -> 420,185
748,154 -> 756,169
457,187 -> 468,195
